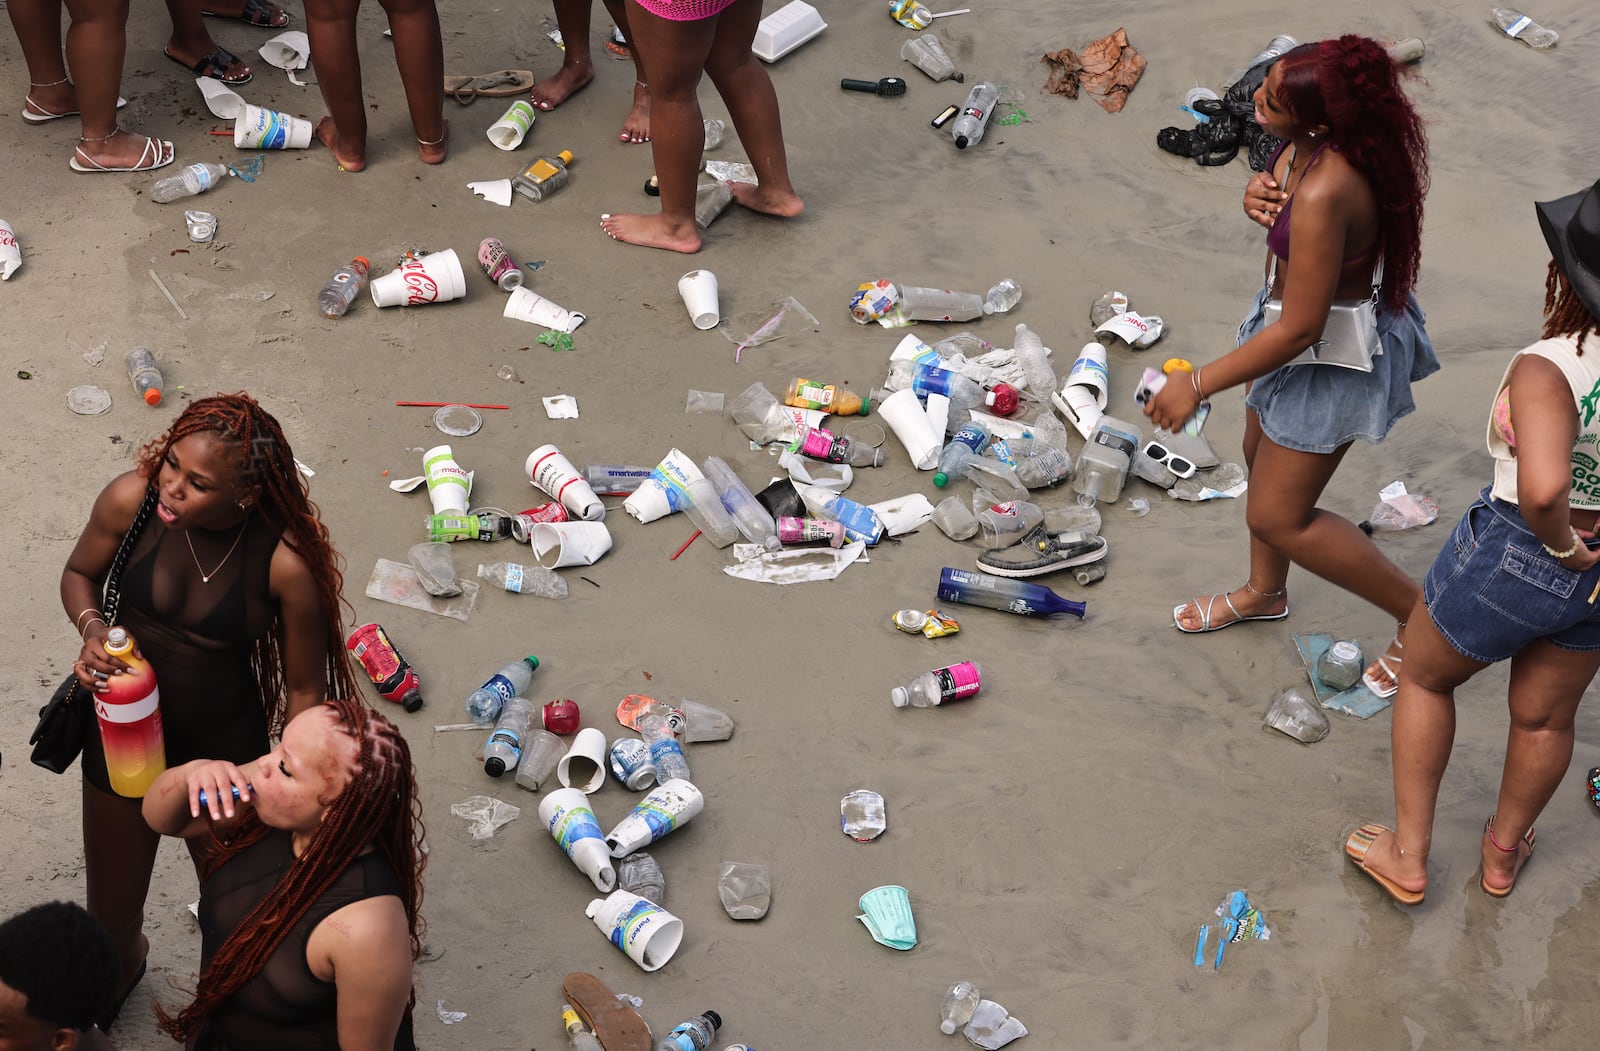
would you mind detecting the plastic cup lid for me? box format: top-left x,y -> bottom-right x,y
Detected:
434,404 -> 483,437
67,385 -> 112,415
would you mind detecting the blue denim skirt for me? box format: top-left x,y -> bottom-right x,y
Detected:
1239,283 -> 1440,454
1423,489 -> 1600,663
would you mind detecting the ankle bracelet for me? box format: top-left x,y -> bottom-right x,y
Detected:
417,131 -> 447,147
30,76 -> 71,88
1486,818 -> 1519,853
1243,582 -> 1286,599
78,127 -> 121,144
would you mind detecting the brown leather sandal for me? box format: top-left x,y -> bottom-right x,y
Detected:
562,972 -> 652,1051
443,69 -> 536,104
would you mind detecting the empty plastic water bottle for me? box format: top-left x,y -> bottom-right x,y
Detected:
952,81 -> 999,149
482,696 -> 536,776
1012,323 -> 1057,399
638,711 -> 691,784
317,257 -> 370,319
464,656 -> 540,724
124,347 -> 164,406
150,162 -> 229,204
1490,7 -> 1558,47
933,420 -> 992,488
657,1010 -> 721,1051
940,981 -> 981,1034
477,561 -> 568,598
617,851 -> 666,902
702,456 -> 782,549
983,278 -> 1022,315
703,119 -> 726,149
892,661 -> 984,708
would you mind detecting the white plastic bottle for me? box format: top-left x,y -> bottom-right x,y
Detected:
891,660 -> 984,708
477,561 -> 568,598
318,257 -> 370,319
482,696 -> 536,776
1490,7 -> 1558,47
150,162 -> 229,204
656,1011 -> 721,1051
952,81 -> 999,149
940,980 -> 981,1034
638,711 -> 691,784
1013,323 -> 1057,399
464,655 -> 540,724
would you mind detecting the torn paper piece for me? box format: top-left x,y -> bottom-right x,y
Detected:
723,540 -> 865,584
197,78 -> 248,119
468,179 -> 514,207
258,31 -> 311,85
543,395 -> 579,419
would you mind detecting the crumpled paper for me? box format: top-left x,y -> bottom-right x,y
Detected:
724,540 -> 865,584
258,30 -> 311,85
1042,27 -> 1146,113
450,795 -> 521,840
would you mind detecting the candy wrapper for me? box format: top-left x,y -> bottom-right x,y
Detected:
891,608 -> 960,638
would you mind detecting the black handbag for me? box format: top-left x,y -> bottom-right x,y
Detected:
29,486 -> 157,774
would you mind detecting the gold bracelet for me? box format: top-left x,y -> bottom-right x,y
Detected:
1543,526 -> 1582,559
74,606 -> 104,629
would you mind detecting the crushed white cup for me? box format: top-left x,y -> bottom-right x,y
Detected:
487,100 -> 536,151
677,269 -> 720,330
0,219 -> 21,281
557,727 -> 609,793
372,249 -> 467,308
585,889 -> 684,971
233,103 -> 313,149
1053,342 -> 1109,439
525,444 -> 606,521
504,286 -> 586,333
530,521 -> 613,568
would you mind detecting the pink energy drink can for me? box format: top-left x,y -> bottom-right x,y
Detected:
476,237 -> 523,292
777,516 -> 846,548
793,426 -> 851,464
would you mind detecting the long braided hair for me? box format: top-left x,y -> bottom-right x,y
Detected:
156,696 -> 426,1039
1277,36 -> 1430,314
135,392 -> 359,734
1544,259 -> 1599,353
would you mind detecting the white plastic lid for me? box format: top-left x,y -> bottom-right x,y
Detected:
890,687 -> 910,708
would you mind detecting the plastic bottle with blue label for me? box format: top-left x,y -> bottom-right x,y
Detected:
934,420 -> 992,487
638,711 -> 691,785
799,486 -> 884,546
656,1011 -> 721,1051
465,655 -> 540,724
482,696 -> 536,776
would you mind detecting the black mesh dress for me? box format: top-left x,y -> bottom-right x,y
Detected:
196,829 -> 414,1049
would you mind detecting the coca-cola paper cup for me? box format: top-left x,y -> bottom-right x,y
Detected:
371,249 -> 467,308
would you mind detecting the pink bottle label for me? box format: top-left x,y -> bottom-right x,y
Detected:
933,661 -> 982,703
795,427 -> 848,463
777,516 -> 842,545
477,238 -> 516,284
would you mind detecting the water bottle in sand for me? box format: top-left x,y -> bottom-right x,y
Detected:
562,1005 -> 604,1051
638,711 -> 691,785
317,257 -> 370,319
125,347 -> 164,406
940,981 -> 981,1034
482,696 -> 536,777
150,162 -> 229,204
891,661 -> 983,708
1490,7 -> 1558,47
952,81 -> 999,149
657,1011 -> 721,1051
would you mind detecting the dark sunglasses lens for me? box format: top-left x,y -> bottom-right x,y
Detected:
1145,442 -> 1170,460
1170,456 -> 1196,475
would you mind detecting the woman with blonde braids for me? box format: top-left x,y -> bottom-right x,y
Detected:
143,696 -> 424,1046
59,392 -> 358,1029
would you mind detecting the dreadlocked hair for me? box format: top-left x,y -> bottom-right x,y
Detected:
1277,35 -> 1430,314
1544,259 -> 1600,353
135,392 -> 360,735
156,696 -> 426,1040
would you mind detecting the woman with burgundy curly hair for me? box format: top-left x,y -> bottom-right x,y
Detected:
59,392 -> 358,1030
143,696 -> 424,1046
1147,35 -> 1438,697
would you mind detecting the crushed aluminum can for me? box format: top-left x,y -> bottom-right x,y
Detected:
185,210 -> 218,244
608,737 -> 657,790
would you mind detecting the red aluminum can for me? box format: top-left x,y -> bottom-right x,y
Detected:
542,698 -> 581,735
511,501 -> 571,542
346,623 -> 424,712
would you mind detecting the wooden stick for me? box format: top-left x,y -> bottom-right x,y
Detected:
147,270 -> 188,321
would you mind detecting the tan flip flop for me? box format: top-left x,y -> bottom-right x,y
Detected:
562,972 -> 652,1051
443,69 -> 536,103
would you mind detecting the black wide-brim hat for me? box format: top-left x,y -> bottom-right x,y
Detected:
1537,178 -> 1600,323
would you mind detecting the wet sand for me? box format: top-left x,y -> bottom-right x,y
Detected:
4,0 -> 1600,1047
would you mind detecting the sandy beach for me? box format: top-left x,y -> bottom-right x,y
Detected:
5,0 -> 1600,1047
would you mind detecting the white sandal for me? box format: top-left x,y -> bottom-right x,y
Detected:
70,131 -> 175,174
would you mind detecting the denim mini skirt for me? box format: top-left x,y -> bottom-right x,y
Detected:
1239,283 -> 1440,454
1423,489 -> 1600,663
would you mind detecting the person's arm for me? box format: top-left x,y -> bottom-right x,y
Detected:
313,895 -> 413,1050
270,541 -> 332,722
1508,355 -> 1600,572
143,758 -> 257,839
60,472 -> 148,690
1146,177 -> 1348,433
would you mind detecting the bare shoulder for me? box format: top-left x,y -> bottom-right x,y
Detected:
97,470 -> 153,524
308,892 -> 411,979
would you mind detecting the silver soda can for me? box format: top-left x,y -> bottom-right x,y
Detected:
608,737 -> 657,790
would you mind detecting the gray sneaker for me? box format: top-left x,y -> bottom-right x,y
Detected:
975,526 -> 1107,578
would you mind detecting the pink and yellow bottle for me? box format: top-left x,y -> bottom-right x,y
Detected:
97,627 -> 166,797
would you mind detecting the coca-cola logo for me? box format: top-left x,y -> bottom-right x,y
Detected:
400,260 -> 440,304
0,229 -> 15,248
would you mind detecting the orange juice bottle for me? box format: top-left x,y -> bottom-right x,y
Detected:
97,628 -> 166,797
784,378 -> 871,417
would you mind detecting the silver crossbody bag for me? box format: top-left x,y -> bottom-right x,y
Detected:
1264,253 -> 1384,373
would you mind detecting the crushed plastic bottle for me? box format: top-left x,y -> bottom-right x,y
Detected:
617,851 -> 666,902
1490,7 -> 1558,47
477,561 -> 568,597
1012,323 -> 1057,398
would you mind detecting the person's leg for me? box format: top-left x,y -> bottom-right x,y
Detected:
163,0 -> 251,84
304,0 -> 367,170
599,0 -> 650,142
82,780 -> 158,1001
379,0 -> 446,162
10,0 -> 76,117
1480,639 -> 1600,891
1175,408 -> 1292,630
62,0 -> 171,168
702,0 -> 801,217
599,8 -> 715,253
531,0 -> 595,110
1353,602 -> 1485,894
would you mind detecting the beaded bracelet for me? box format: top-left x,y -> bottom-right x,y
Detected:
1543,526 -> 1582,559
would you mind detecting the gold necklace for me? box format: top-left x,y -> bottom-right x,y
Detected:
186,517 -> 250,584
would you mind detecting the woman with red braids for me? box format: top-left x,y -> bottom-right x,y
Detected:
60,392 -> 358,1030
143,696 -> 423,1046
1147,36 -> 1438,696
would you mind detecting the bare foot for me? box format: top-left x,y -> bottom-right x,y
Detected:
315,116 -> 365,172
418,120 -> 449,165
729,181 -> 804,218
599,212 -> 701,254
618,82 -> 651,143
530,59 -> 593,111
